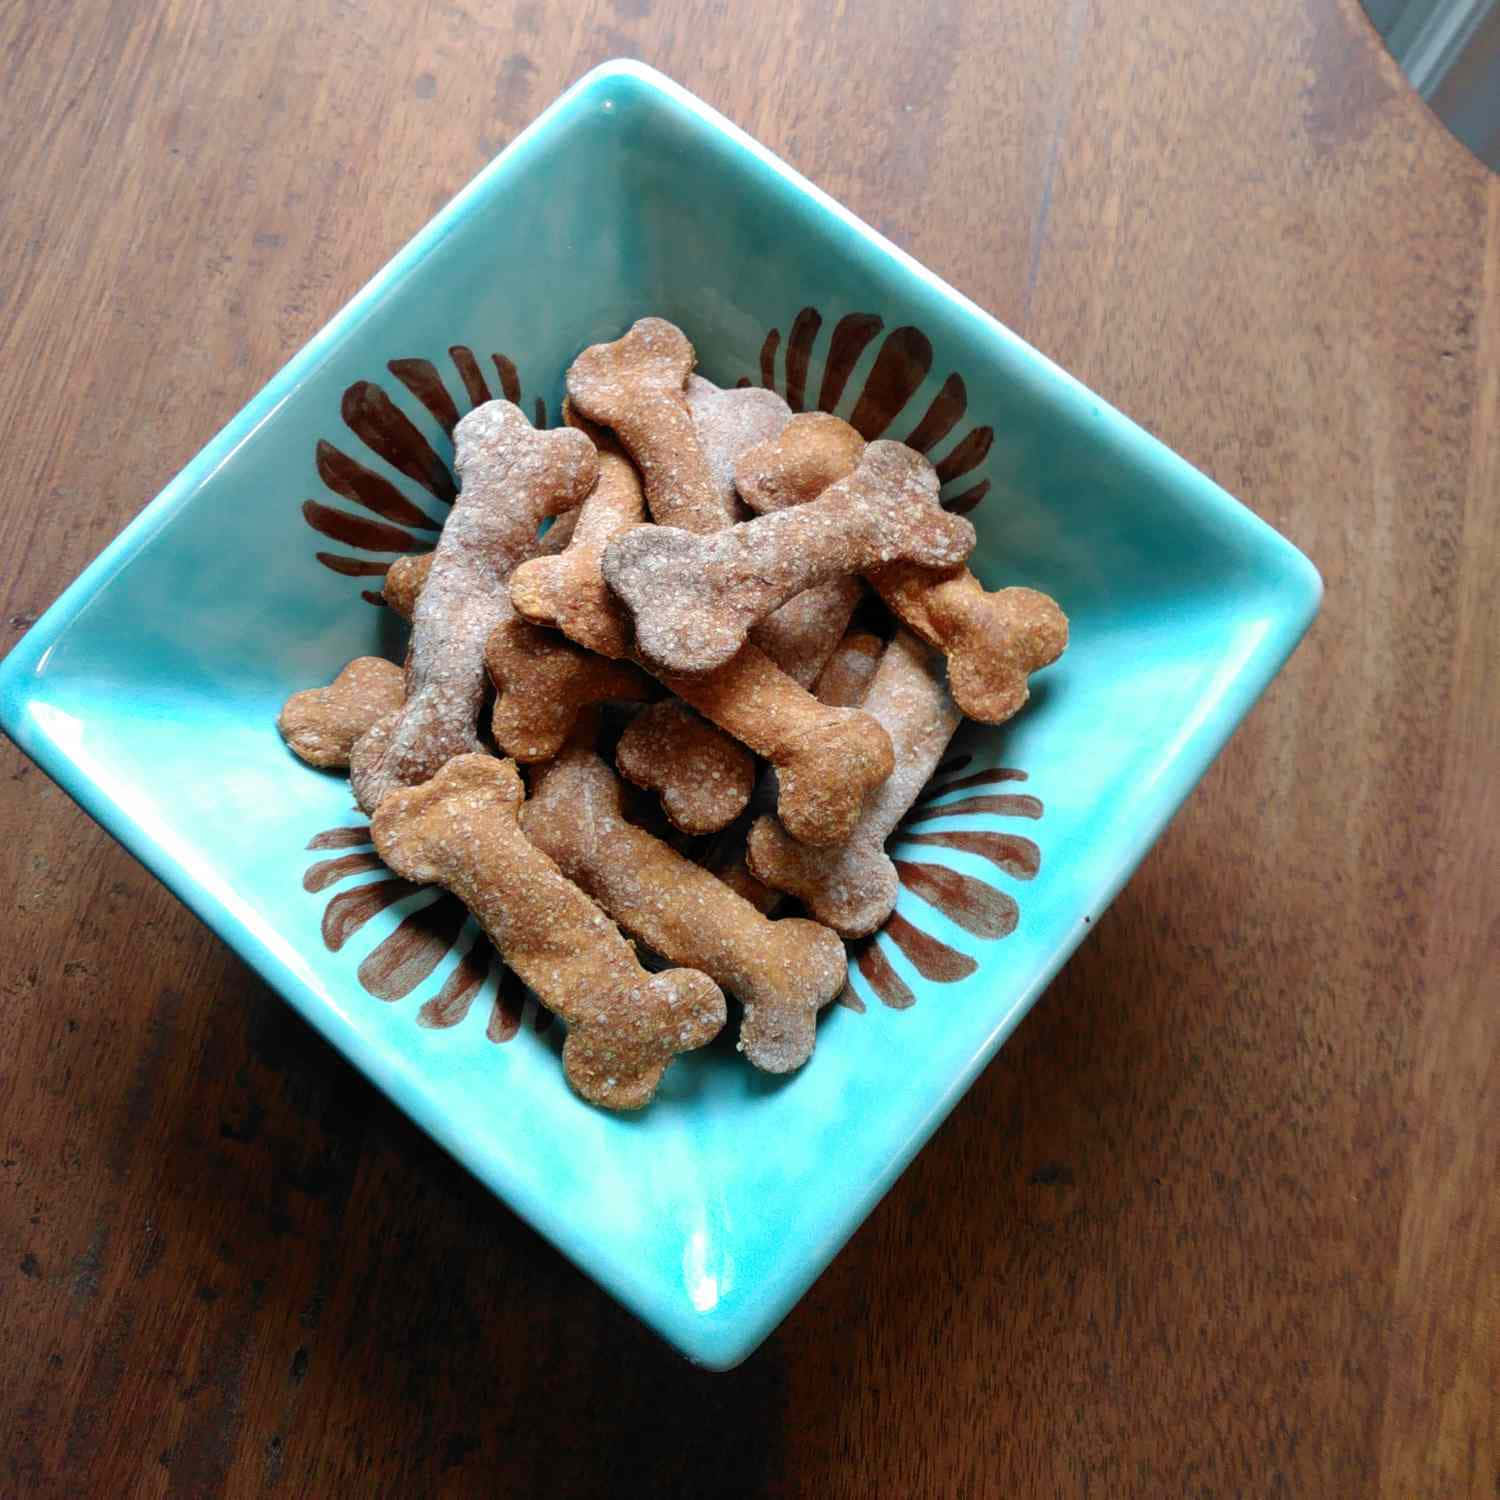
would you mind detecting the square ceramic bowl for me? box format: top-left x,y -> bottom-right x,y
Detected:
0,61 -> 1320,1368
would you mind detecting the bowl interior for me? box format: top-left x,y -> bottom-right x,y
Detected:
0,65 -> 1318,1367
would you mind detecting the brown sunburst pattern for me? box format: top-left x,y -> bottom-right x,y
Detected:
304,346 -> 549,606
836,754 -> 1041,1013
297,312 -> 1042,1038
300,752 -> 1041,1025
303,825 -> 550,1043
741,306 -> 994,517
745,308 -> 1038,1012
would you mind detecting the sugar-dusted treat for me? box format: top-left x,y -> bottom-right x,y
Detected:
372,755 -> 725,1110
749,574 -> 865,688
685,374 -> 791,522
349,402 -> 597,812
810,628 -> 885,708
734,411 -> 869,684
604,440 -> 974,676
522,750 -> 846,1073
385,508 -> 579,624
735,413 -> 1068,722
382,552 -> 432,622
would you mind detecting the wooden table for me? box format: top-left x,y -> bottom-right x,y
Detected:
3,1 -> 1496,1494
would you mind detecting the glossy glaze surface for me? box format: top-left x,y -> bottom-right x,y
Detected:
0,62 -> 1319,1368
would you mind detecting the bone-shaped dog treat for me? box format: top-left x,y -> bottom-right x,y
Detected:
707,847 -> 781,915
278,657 -> 404,768
484,616 -> 652,764
661,644 -> 892,847
510,399 -> 894,844
624,376 -> 852,739
702,626 -> 889,913
511,408 -> 755,825
869,567 -> 1069,723
566,318 -> 730,533
521,750 -> 846,1073
515,400 -> 873,835
748,628 -> 963,938
349,402 -> 597,813
372,754 -> 725,1109
604,440 -> 975,676
686,374 -> 791,523
613,700 -> 755,835
735,413 -> 1069,721
733,413 -> 871,684
508,423 -> 645,659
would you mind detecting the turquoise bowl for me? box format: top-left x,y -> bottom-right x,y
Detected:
0,61 -> 1320,1369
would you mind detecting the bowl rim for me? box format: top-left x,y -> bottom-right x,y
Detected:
0,59 -> 1323,1369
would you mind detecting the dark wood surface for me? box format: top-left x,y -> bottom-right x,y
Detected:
3,1 -> 1497,1494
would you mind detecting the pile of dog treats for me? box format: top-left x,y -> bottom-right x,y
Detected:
279,317 -> 1067,1111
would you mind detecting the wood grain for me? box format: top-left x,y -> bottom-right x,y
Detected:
2,0 -> 1497,1494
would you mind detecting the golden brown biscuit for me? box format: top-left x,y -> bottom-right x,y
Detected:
701,626 -> 888,913
748,629 -> 963,938
733,411 -> 867,514
613,700 -> 755,835
736,413 -> 1068,722
522,749 -> 846,1073
869,568 -> 1069,723
508,418 -> 644,658
278,657 -> 404,768
371,754 -> 725,1110
661,645 -> 892,848
565,318 -> 730,533
484,616 -> 653,763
